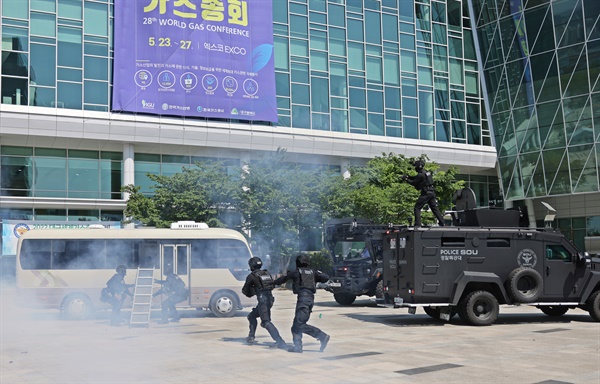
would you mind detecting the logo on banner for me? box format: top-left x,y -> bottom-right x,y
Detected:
134,70 -> 152,88
202,74 -> 218,93
13,223 -> 31,238
141,100 -> 155,110
180,73 -> 198,91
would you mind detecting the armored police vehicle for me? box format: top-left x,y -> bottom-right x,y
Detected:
381,190 -> 600,326
324,218 -> 393,305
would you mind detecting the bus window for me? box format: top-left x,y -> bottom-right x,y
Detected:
106,239 -> 136,268
138,241 -> 159,268
20,239 -> 51,269
78,240 -> 106,269
191,239 -> 218,268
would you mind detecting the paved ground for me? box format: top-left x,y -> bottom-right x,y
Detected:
1,285 -> 599,384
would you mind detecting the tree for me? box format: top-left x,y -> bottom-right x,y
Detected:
238,148 -> 327,271
122,161 -> 239,228
320,153 -> 463,225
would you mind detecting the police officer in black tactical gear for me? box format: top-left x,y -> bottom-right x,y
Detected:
153,272 -> 189,324
242,257 -> 287,349
102,264 -> 133,326
403,158 -> 446,228
273,254 -> 330,353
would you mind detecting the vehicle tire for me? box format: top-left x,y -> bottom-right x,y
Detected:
460,290 -> 499,326
61,293 -> 93,320
333,292 -> 356,305
209,291 -> 238,318
375,280 -> 384,299
506,267 -> 543,303
587,291 -> 600,321
539,306 -> 569,317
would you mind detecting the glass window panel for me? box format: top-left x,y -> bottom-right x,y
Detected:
432,24 -> 447,45
367,56 -> 383,83
404,117 -> 418,138
290,15 -> 308,38
1,155 -> 33,195
292,84 -> 310,105
419,92 -> 434,124
368,113 -> 384,135
384,54 -> 400,86
292,105 -> 310,128
432,1 -> 446,23
57,81 -> 81,109
348,19 -> 364,42
328,4 -> 345,27
402,78 -> 417,97
436,120 -> 450,142
2,0 -> 28,18
365,11 -> 382,44
58,27 -> 82,68
330,63 -> 347,97
31,12 -> 56,38
32,0 -> 55,12
273,1 -> 287,23
331,109 -> 349,132
99,159 -> 122,200
449,58 -> 464,85
83,43 -> 108,56
349,88 -> 366,108
465,72 -> 478,96
310,50 -> 328,71
58,0 -> 82,19
290,38 -> 308,56
385,87 -> 401,110
291,63 -> 309,83
83,56 -> 107,81
84,1 -> 108,36
312,113 -> 330,131
134,162 -> 160,194
29,86 -> 55,107
30,44 -> 56,87
34,157 -> 67,196
400,33 -> 415,50
311,77 -> 329,112
368,90 -> 383,113
418,66 -> 432,86
290,3 -> 307,14
83,81 -> 107,105
399,0 -> 414,22
350,108 -> 366,128
348,43 -> 365,70
68,158 -> 99,198
449,37 -> 463,58
276,72 -> 290,96
2,26 -> 29,51
401,49 -> 416,72
347,0 -> 363,13
415,4 -> 431,31
310,30 -> 327,51
383,14 -> 399,42
403,97 -> 417,116
274,36 -> 289,71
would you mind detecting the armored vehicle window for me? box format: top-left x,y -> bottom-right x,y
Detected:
487,239 -> 510,247
441,237 -> 465,247
546,245 -> 570,261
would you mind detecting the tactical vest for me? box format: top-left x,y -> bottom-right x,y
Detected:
298,267 -> 316,290
254,270 -> 275,291
425,171 -> 434,186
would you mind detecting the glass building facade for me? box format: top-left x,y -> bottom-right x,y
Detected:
0,0 -> 498,226
469,0 -> 600,200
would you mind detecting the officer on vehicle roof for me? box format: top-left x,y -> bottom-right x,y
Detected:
242,257 -> 287,349
403,158 -> 446,228
273,254 -> 330,353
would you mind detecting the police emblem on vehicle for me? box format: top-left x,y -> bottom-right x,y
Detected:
517,249 -> 537,268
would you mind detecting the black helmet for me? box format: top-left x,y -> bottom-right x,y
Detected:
413,159 -> 425,171
116,265 -> 127,275
295,254 -> 310,268
248,257 -> 263,271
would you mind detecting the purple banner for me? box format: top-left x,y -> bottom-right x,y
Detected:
112,0 -> 277,122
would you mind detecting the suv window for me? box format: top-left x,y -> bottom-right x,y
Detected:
546,245 -> 570,261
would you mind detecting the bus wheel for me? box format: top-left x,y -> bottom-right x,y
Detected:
210,291 -> 238,318
61,294 -> 93,320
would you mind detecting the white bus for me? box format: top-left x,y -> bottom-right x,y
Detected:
15,222 -> 255,320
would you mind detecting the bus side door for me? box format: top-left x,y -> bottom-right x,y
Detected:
161,244 -> 191,304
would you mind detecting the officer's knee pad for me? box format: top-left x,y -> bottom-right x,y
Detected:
260,320 -> 271,329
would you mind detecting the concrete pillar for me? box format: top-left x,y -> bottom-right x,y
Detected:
525,198 -> 536,229
341,159 -> 352,179
123,143 -> 135,200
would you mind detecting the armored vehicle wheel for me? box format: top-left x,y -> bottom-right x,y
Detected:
587,291 -> 600,321
460,290 -> 499,326
333,292 -> 356,305
539,306 -> 569,317
61,293 -> 93,320
423,307 -> 441,319
210,291 -> 238,318
506,267 -> 542,303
